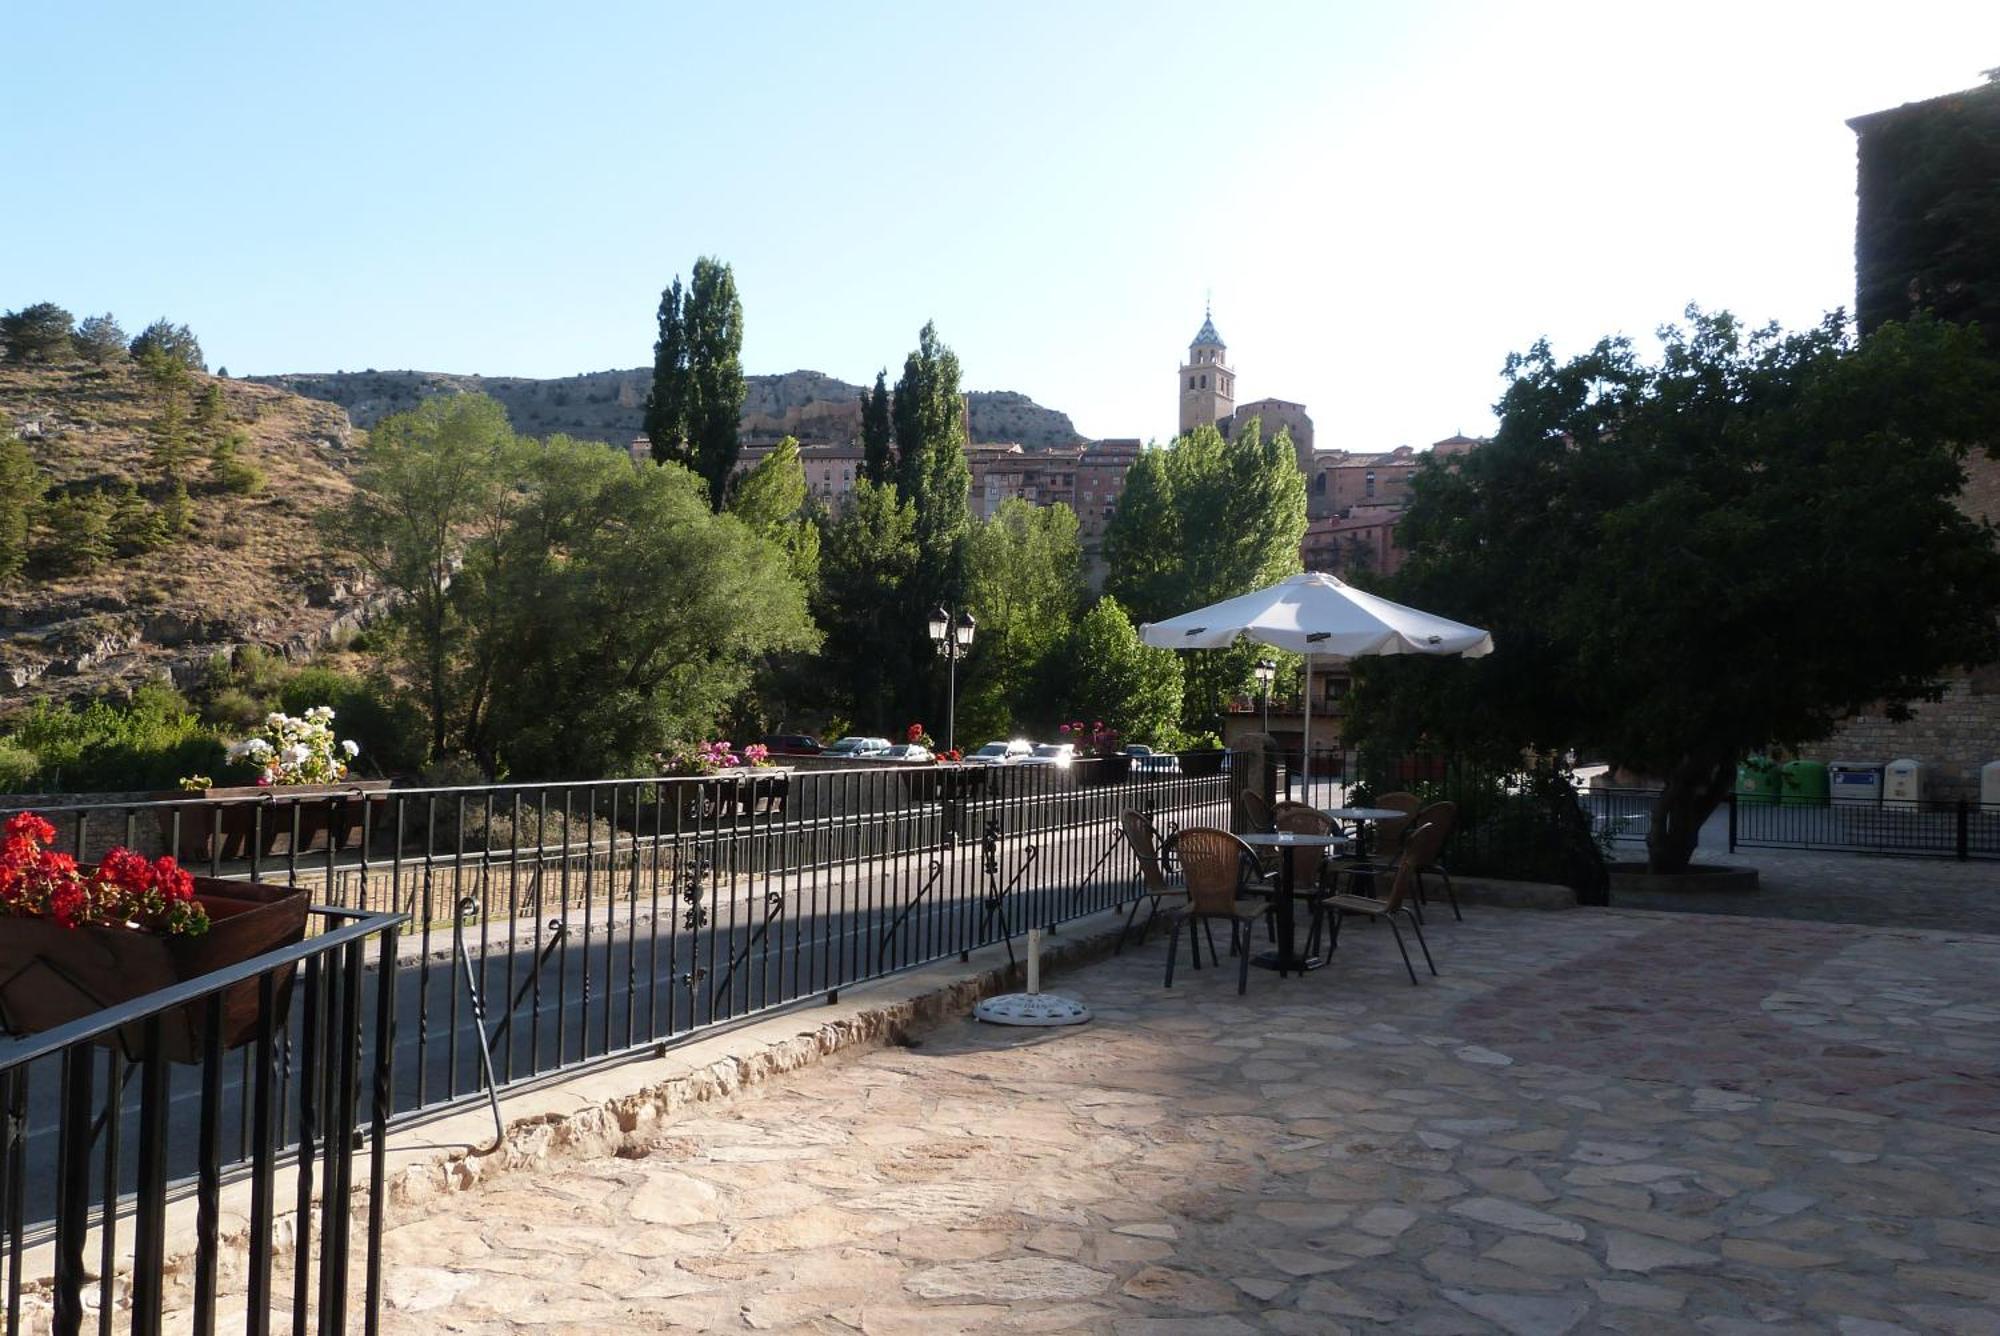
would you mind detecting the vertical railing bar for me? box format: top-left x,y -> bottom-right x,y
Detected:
192,995 -> 225,1336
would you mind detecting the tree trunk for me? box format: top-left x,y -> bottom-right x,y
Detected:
1645,753 -> 1735,873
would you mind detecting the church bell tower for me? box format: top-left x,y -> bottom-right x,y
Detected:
1178,303 -> 1234,435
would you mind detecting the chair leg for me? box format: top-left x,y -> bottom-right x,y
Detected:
1116,893 -> 1145,956
1203,919 -> 1220,966
1439,866 -> 1461,922
1330,907 -> 1344,953
1403,908 -> 1438,975
1165,919 -> 1182,988
1237,921 -> 1251,995
1189,917 -> 1203,971
1386,916 -> 1420,985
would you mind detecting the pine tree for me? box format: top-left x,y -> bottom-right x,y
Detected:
209,428 -> 265,494
192,381 -> 228,444
74,314 -> 128,366
0,418 -> 43,583
149,389 -> 194,480
643,257 -> 745,509
158,479 -> 193,541
0,304 -> 76,363
40,492 -> 114,574
860,370 -> 893,485
891,322 -> 972,598
128,319 -> 205,372
111,484 -> 166,556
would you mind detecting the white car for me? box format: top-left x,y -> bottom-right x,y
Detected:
1125,745 -> 1182,775
967,739 -> 1033,766
882,743 -> 933,763
823,736 -> 893,758
1020,743 -> 1076,768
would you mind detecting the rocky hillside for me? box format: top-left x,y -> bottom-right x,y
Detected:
251,367 -> 1085,450
0,363 -> 383,705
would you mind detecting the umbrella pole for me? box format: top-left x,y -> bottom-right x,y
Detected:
1301,652 -> 1312,799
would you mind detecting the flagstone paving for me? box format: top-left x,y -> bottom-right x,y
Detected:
365,907 -> 2000,1333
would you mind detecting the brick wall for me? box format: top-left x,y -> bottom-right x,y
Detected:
1797,670 -> 2000,800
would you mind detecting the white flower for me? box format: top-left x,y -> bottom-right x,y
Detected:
280,744 -> 309,766
266,712 -> 287,727
341,739 -> 360,757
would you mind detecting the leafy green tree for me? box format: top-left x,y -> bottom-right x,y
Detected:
0,417 -> 43,584
111,484 -> 166,556
456,441 -> 818,777
326,393 -> 513,758
1060,596 -> 1185,747
209,428 -> 265,494
728,436 -> 819,588
1361,308 -> 2000,873
1102,417 -> 1306,731
128,319 -> 205,372
643,257 -> 746,509
812,479 -> 921,730
74,314 -> 127,366
0,303 -> 75,363
38,491 -> 114,575
860,370 -> 893,485
959,498 -> 1084,738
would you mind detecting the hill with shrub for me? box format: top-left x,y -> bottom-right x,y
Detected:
0,360 -> 384,709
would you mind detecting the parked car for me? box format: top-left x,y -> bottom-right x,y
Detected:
1124,744 -> 1182,775
762,733 -> 821,756
1020,742 -> 1076,768
822,736 -> 893,758
882,743 -> 933,763
966,739 -> 1034,766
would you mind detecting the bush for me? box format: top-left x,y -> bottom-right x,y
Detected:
0,740 -> 40,792
3,687 -> 226,793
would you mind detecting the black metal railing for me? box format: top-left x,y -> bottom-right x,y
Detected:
3,755 -> 1235,1166
0,905 -> 404,1335
1724,792 -> 1998,860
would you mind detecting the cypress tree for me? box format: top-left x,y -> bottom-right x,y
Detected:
860,370 -> 893,485
643,257 -> 745,510
0,419 -> 43,583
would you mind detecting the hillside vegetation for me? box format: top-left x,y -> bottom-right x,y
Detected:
0,361 -> 379,705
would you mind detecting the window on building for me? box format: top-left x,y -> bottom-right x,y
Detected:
1364,471 -> 1376,498
1188,376 -> 1195,389
1200,375 -> 1207,388
1313,473 -> 1326,494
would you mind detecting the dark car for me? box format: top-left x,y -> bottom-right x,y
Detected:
762,734 -> 822,756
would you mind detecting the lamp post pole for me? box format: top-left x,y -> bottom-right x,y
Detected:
1254,659 -> 1277,736
929,607 -> 977,755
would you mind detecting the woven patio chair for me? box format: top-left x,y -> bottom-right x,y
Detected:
1308,819 -> 1443,985
1163,827 -> 1265,995
1410,799 -> 1461,921
1116,809 -> 1186,955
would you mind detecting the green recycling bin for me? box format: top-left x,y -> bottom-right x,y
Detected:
1736,756 -> 1780,806
1780,760 -> 1829,807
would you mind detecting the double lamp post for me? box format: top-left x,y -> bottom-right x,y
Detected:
927,606 -> 976,753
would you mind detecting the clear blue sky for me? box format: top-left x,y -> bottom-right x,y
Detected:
5,2 -> 1995,447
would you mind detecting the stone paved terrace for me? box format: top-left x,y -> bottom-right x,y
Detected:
347,903 -> 2000,1334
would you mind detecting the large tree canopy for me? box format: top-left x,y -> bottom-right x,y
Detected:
1359,308 -> 2000,872
1102,418 -> 1306,734
812,479 -> 922,732
957,498 -> 1084,743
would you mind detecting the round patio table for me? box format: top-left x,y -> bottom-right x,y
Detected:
1321,806 -> 1409,862
1239,831 -> 1343,975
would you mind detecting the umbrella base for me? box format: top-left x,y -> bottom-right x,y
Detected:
1251,950 -> 1326,973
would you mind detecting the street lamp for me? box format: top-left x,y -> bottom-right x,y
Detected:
1254,659 -> 1277,734
929,606 -> 976,753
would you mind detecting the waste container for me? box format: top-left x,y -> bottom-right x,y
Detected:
1735,756 -> 1780,806
1780,760 -> 1830,807
1984,760 -> 2000,811
1884,758 -> 1924,806
1828,762 -> 1884,805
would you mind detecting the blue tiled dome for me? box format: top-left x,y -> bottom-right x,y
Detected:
1191,313 -> 1225,349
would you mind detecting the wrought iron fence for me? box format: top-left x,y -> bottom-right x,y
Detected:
1725,793 -> 1998,859
3,756 -> 1235,1169
0,905 -> 404,1335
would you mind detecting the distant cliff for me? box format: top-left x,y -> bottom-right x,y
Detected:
251,368 -> 1084,450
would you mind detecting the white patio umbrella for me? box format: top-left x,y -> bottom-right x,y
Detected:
1139,572 -> 1494,786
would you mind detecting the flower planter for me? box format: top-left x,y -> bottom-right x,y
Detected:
0,875 -> 310,1063
1077,755 -> 1130,787
154,781 -> 393,862
899,766 -> 988,803
670,768 -> 791,824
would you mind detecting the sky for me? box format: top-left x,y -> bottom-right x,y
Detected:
4,2 -> 1996,448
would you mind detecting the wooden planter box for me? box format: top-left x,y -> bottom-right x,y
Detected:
154,781 -> 392,862
671,769 -> 792,824
0,875 -> 310,1063
1076,755 -> 1130,787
